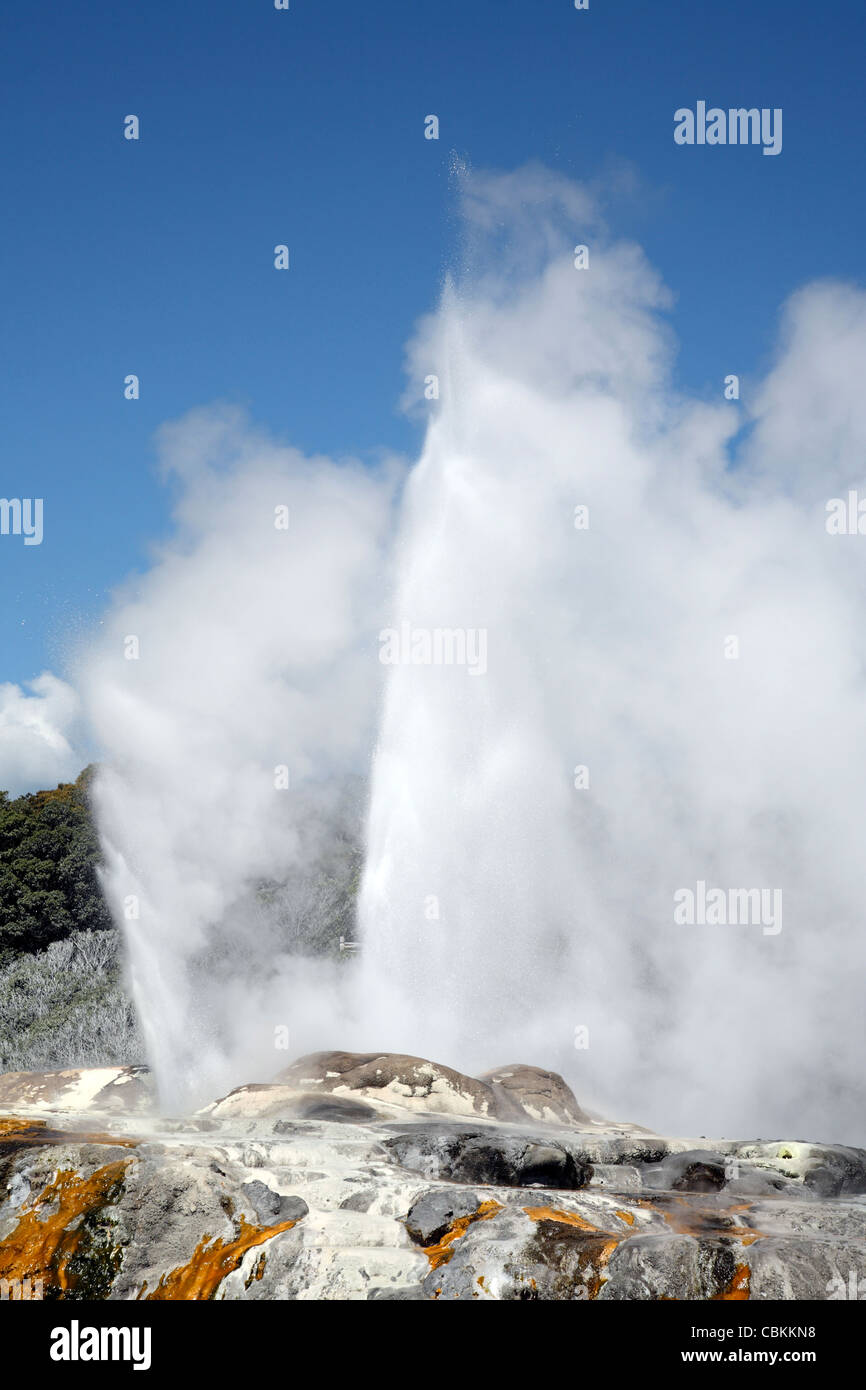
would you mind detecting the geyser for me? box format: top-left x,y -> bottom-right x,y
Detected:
81,167 -> 866,1144
80,409 -> 401,1110
357,166 -> 866,1144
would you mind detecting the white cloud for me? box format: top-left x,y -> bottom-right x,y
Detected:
744,280 -> 866,495
0,672 -> 82,796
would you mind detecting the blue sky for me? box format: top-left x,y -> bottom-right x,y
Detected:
1,0 -> 864,691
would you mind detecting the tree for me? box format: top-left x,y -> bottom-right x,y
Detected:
0,767 -> 113,963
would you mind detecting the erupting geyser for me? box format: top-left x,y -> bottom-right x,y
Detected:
358,168 -> 866,1143
83,168 -> 866,1143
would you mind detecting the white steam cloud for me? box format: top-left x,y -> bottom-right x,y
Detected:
358,166 -> 866,1145
79,408 -> 401,1108
76,166 -> 866,1143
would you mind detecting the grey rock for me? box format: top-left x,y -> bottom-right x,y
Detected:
367,1285 -> 429,1300
479,1064 -> 590,1126
2,1056 -> 865,1301
639,1150 -> 727,1193
339,1190 -> 376,1212
598,1234 -> 704,1300
736,1140 -> 866,1195
405,1188 -> 486,1246
383,1123 -> 592,1189
0,1066 -> 154,1116
274,1050 -> 501,1118
800,1147 -> 866,1197
588,1163 -> 643,1191
723,1165 -> 803,1198
288,1094 -> 379,1124
241,1180 -> 308,1225
745,1234 -> 866,1300
203,1083 -> 381,1125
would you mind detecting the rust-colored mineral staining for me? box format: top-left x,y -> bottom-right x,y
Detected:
714,1263 -> 751,1300
0,1117 -> 46,1136
0,1160 -> 132,1294
0,1116 -> 137,1153
615,1209 -> 635,1226
244,1249 -> 268,1288
522,1205 -> 622,1298
585,1238 -> 620,1297
636,1194 -> 766,1244
144,1215 -> 300,1300
522,1205 -> 600,1231
421,1200 -> 504,1270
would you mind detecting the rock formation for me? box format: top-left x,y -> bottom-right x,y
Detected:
1,1053 -> 864,1300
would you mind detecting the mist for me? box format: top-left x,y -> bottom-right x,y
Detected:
358,166 -> 866,1144
79,167 -> 866,1143
78,407 -> 401,1109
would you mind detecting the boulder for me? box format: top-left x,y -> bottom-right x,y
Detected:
639,1150 -> 727,1194
240,1181 -> 308,1225
479,1064 -> 590,1126
204,1084 -> 379,1124
0,1067 -> 153,1116
273,1051 -> 501,1119
597,1233 -> 708,1300
737,1140 -> 866,1196
405,1188 -> 487,1246
383,1122 -> 593,1189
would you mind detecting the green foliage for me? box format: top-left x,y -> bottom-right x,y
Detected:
0,929 -> 143,1071
0,765 -> 365,1071
0,766 -> 113,964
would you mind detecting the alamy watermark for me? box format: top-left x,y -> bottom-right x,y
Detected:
0,497 -> 43,545
674,880 -> 782,936
826,1270 -> 866,1300
826,491 -> 866,535
379,623 -> 487,676
674,103 -> 782,156
50,1320 -> 152,1370
0,1276 -> 43,1300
